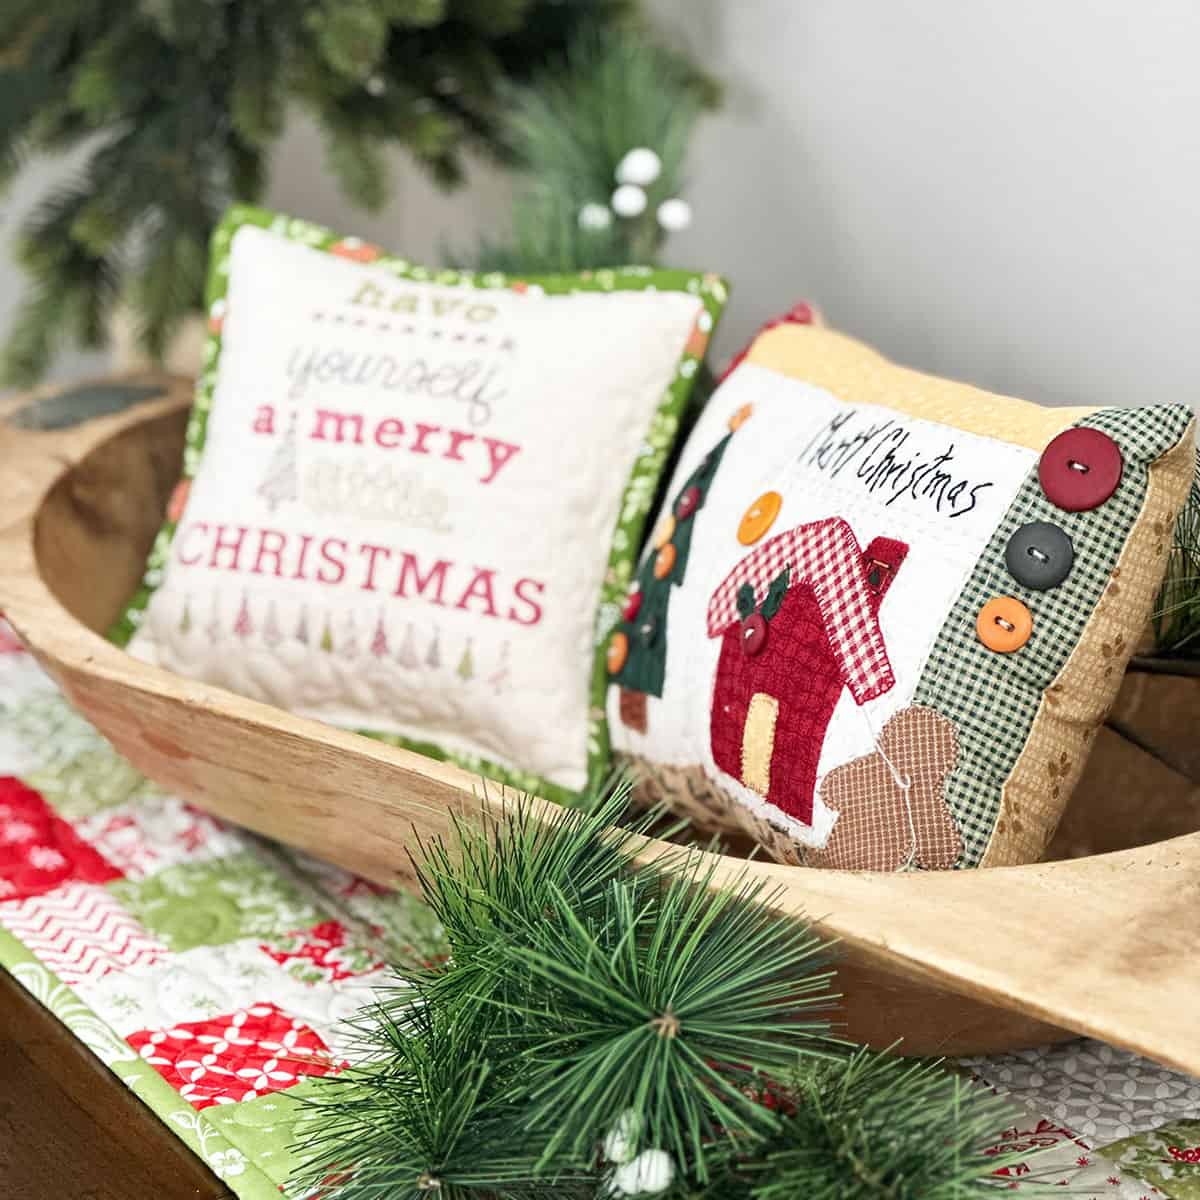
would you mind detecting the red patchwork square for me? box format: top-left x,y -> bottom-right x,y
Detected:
259,919 -> 383,983
0,618 -> 25,655
0,778 -> 122,901
127,1002 -> 341,1109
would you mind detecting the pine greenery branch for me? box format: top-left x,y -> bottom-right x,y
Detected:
466,31 -> 716,274
291,1001 -> 598,1200
286,785 -> 1034,1198
411,781 -> 661,1022
0,0 -> 637,383
489,871 -> 835,1178
1153,454 -> 1200,658
695,1050 -> 1029,1200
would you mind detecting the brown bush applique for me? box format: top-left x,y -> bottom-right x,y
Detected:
1046,750 -> 1072,800
807,705 -> 962,872
1100,633 -> 1126,677
619,687 -> 648,734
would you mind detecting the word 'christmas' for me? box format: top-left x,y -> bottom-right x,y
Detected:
174,522 -> 545,626
252,405 -> 520,486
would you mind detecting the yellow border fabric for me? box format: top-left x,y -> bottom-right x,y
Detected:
745,325 -> 1099,450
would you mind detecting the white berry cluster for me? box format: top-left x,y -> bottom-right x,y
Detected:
578,147 -> 692,234
602,1110 -> 676,1197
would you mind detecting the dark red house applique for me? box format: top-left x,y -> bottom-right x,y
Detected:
706,518 -> 907,826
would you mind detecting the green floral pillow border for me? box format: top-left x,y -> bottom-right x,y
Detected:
109,205 -> 728,805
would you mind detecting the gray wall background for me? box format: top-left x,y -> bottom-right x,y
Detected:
5,1 -> 1199,411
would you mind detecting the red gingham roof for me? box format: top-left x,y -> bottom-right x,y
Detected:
706,516 -> 894,704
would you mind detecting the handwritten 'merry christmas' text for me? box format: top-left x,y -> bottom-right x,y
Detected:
800,409 -> 994,519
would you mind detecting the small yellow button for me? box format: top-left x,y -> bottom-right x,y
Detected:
607,631 -> 629,674
653,513 -> 677,550
653,542 -> 677,580
976,597 -> 1033,653
737,491 -> 782,545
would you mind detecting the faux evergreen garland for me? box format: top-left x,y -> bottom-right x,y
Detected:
288,787 -> 1021,1198
1154,460 -> 1200,661
469,31 -> 717,274
0,0 -> 634,383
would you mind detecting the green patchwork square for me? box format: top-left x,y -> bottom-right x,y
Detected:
1102,1119 -> 1200,1199
109,852 -> 325,951
205,1082 -> 322,1186
7,693 -> 155,818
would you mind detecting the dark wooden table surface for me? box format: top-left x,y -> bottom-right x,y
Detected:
0,968 -> 228,1200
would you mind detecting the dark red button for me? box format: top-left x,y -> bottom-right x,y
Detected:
622,589 -> 642,622
1038,428 -> 1123,512
675,485 -> 701,521
740,613 -> 767,656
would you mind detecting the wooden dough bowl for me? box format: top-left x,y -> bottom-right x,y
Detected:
2,377 -> 1198,1072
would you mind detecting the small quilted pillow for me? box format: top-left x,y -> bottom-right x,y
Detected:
607,320 -> 1195,868
114,206 -> 726,801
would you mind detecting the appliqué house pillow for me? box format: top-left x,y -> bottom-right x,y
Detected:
606,320 -> 1196,869
113,206 -> 726,800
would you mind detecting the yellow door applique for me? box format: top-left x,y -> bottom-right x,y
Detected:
741,692 -> 778,796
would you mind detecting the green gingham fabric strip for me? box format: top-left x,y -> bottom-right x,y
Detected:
912,405 -> 1194,867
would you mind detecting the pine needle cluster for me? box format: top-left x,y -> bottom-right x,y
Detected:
1154,456 -> 1200,660
0,0 -> 634,383
468,32 -> 717,274
288,784 -> 1020,1199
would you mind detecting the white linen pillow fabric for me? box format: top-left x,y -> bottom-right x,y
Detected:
114,207 -> 727,800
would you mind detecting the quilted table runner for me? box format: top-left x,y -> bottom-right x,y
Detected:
0,616 -> 1196,1197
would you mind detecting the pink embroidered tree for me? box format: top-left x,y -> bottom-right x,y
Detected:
426,627 -> 441,669
396,624 -> 419,668
341,612 -> 359,657
370,612 -> 389,658
233,592 -> 253,639
295,605 -> 310,645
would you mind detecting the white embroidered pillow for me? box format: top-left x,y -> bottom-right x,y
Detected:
115,207 -> 727,799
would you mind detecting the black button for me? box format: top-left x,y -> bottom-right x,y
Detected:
637,615 -> 659,646
1005,521 -> 1074,591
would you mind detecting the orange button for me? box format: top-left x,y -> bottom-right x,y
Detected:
653,513 -> 677,550
976,597 -> 1033,653
654,541 -> 677,579
728,402 -> 754,432
607,631 -> 629,674
738,491 -> 782,545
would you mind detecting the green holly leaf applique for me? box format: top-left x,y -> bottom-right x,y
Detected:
760,568 -> 791,621
736,583 -> 757,620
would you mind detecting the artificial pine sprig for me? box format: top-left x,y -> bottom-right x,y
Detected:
469,31 -> 715,273
1153,458 -> 1200,659
411,781 -> 661,1021
290,785 -> 1026,1198
693,1050 -> 1027,1200
291,1002 -> 597,1200
493,870 -> 835,1178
